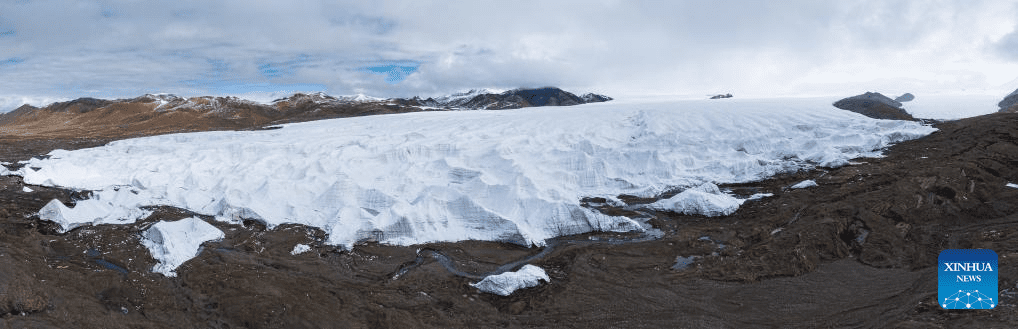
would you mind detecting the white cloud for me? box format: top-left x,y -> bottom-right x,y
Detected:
0,0 -> 1017,112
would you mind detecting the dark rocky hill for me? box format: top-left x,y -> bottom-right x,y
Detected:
833,92 -> 916,121
434,87 -> 611,110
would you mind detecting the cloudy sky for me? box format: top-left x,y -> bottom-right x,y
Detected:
1,0 -> 1017,111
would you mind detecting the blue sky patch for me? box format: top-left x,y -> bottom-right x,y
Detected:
258,55 -> 313,80
0,57 -> 24,68
363,63 -> 419,84
181,56 -> 326,95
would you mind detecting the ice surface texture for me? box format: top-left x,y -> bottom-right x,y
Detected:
13,97 -> 935,248
648,183 -> 743,217
471,264 -> 549,296
141,217 -> 224,277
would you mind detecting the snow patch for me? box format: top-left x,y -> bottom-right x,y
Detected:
648,183 -> 743,217
21,186 -> 32,193
141,217 -> 224,277
470,264 -> 549,296
1006,183 -> 1018,189
790,180 -> 818,189
291,244 -> 311,255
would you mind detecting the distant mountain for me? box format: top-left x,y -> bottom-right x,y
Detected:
833,92 -> 916,121
424,87 -> 612,110
581,93 -> 613,103
273,87 -> 613,111
0,87 -> 612,139
43,97 -> 116,113
0,93 -> 413,139
433,88 -> 505,105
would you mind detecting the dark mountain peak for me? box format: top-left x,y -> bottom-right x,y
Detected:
0,104 -> 40,125
833,92 -> 915,121
46,97 -> 115,113
581,93 -> 612,103
428,87 -> 612,110
12,104 -> 38,112
126,94 -> 183,104
393,96 -> 440,107
272,92 -> 339,104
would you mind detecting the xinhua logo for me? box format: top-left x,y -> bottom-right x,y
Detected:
939,249 -> 998,309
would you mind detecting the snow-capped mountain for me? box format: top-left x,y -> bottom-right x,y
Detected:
270,92 -> 338,105
429,87 -> 612,110
434,88 -> 507,105
336,94 -> 388,103
581,93 -> 613,103
151,96 -> 269,114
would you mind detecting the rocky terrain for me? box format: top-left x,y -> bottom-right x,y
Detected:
0,94 -> 1016,327
1000,88 -> 1018,113
833,91 -> 917,121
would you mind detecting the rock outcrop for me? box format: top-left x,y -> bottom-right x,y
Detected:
709,93 -> 733,99
581,93 -> 613,103
999,88 -> 1018,113
893,93 -> 915,102
833,92 -> 915,121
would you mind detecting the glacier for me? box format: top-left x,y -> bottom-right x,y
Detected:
6,96 -> 936,249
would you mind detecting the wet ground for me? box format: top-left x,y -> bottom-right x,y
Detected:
1,112 -> 1018,328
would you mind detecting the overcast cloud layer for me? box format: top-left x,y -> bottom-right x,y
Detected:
1,0 -> 1017,111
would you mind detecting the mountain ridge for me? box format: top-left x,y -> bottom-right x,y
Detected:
0,87 -> 613,139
